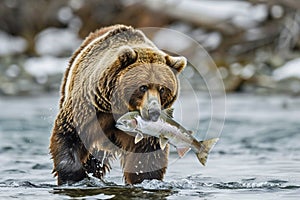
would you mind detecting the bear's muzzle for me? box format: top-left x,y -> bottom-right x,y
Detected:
147,98 -> 161,122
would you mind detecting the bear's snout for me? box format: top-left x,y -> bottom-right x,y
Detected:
147,97 -> 161,121
140,92 -> 161,122
148,107 -> 161,122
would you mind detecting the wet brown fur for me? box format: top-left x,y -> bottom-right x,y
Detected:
49,25 -> 186,185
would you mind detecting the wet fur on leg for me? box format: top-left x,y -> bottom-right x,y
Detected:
50,121 -> 89,185
121,138 -> 169,184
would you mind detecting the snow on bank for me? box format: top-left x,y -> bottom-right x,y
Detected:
24,56 -> 68,83
35,27 -> 81,56
273,58 -> 300,81
0,31 -> 27,55
140,0 -> 267,29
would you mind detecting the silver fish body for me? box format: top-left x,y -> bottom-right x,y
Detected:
115,109 -> 219,166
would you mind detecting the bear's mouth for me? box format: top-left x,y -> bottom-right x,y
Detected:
141,100 -> 161,122
139,88 -> 162,122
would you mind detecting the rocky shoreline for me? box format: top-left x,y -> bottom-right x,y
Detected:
1,54 -> 300,96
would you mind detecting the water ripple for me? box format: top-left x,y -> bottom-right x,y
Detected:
0,178 -> 299,200
0,180 -> 55,188
212,181 -> 281,189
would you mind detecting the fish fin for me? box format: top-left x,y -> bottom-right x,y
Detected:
196,138 -> 219,166
163,108 -> 174,118
134,132 -> 144,144
176,147 -> 191,157
159,136 -> 168,150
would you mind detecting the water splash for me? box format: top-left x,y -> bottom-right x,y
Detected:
134,176 -> 300,191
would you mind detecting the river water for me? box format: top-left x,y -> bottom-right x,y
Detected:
0,93 -> 299,199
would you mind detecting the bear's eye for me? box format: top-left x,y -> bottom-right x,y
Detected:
139,85 -> 148,92
159,87 -> 165,94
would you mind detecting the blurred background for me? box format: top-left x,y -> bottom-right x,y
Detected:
0,0 -> 300,96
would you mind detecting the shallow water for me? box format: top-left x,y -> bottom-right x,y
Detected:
0,93 -> 299,199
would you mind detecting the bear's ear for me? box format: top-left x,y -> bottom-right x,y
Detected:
165,55 -> 187,74
117,46 -> 137,67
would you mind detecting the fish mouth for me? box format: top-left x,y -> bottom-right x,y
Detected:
115,118 -> 125,129
115,122 -> 122,128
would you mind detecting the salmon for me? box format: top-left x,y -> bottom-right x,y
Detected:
115,108 -> 219,166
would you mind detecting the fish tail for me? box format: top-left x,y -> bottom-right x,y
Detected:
195,138 -> 219,166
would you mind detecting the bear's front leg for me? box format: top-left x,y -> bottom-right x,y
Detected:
121,140 -> 169,184
50,122 -> 89,185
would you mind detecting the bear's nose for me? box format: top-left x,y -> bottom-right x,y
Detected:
148,109 -> 161,122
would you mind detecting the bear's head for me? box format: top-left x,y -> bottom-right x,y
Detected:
111,46 -> 186,121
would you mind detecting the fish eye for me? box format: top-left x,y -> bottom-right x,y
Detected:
139,85 -> 148,92
159,87 -> 165,94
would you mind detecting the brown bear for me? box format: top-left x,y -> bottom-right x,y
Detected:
49,24 -> 186,185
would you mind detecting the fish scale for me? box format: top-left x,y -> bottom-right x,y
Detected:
136,116 -> 193,150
